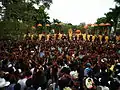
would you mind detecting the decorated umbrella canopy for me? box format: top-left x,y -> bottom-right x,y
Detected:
84,25 -> 88,29
105,23 -> 111,35
37,24 -> 42,27
94,24 -> 98,27
87,24 -> 92,26
75,30 -> 81,33
45,24 -> 50,33
32,26 -> 36,29
99,23 -> 106,34
105,23 -> 111,26
46,24 -> 50,27
99,23 -> 106,26
37,24 -> 42,33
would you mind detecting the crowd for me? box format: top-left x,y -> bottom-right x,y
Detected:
0,33 -> 120,90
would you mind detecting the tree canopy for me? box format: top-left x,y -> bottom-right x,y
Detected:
0,0 -> 52,39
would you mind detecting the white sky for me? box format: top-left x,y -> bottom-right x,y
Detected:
47,0 -> 116,25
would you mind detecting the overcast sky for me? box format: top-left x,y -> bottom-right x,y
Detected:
47,0 -> 116,25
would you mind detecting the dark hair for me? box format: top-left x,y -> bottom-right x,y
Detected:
25,70 -> 32,77
26,78 -> 32,87
14,83 -> 21,90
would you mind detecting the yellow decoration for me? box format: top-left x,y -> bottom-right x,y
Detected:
28,33 -> 31,37
46,34 -> 50,41
68,29 -> 73,34
39,34 -> 42,40
119,36 -> 120,41
116,36 -> 119,41
37,24 -> 42,27
83,34 -> 86,41
63,87 -> 72,90
24,34 -> 26,38
54,34 -> 56,40
46,24 -> 50,27
99,35 -> 102,42
68,29 -> 73,40
59,33 -> 62,40
31,34 -> 34,40
87,34 -> 90,41
105,36 -> 109,43
92,35 -> 95,42
76,34 -> 80,40
110,65 -> 115,72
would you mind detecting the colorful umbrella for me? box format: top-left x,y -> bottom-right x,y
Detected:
46,24 -> 50,26
75,30 -> 81,33
99,23 -> 105,26
105,23 -> 111,26
32,26 -> 36,29
87,24 -> 92,26
84,25 -> 88,29
94,24 -> 98,27
37,24 -> 42,27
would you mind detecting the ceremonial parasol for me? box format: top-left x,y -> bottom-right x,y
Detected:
37,24 -> 42,27
94,24 -> 98,27
32,26 -> 36,29
105,23 -> 111,26
87,24 -> 92,26
46,24 -> 50,26
84,25 -> 88,29
75,30 -> 81,33
99,23 -> 105,26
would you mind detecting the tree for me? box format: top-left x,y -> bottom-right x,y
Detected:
0,0 -> 52,39
114,0 -> 120,4
105,6 -> 120,33
96,17 -> 107,24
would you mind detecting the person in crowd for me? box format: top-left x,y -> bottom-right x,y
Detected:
0,33 -> 120,90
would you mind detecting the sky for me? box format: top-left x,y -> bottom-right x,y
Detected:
47,0 -> 116,25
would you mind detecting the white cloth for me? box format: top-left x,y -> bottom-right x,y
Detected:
18,78 -> 27,90
37,87 -> 41,90
31,68 -> 34,75
97,86 -> 109,90
0,78 -> 10,88
70,70 -> 78,79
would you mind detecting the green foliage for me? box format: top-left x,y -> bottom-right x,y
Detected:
0,0 -> 52,39
96,17 -> 107,24
0,21 -> 28,40
114,0 -> 120,4
105,6 -> 120,33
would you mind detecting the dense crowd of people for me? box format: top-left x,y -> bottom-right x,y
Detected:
0,33 -> 120,90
